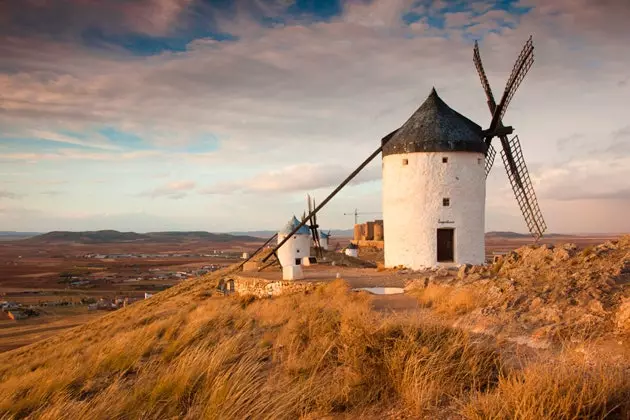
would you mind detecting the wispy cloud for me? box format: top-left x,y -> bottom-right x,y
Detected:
0,190 -> 20,199
202,163 -> 380,195
30,130 -> 122,151
139,180 -> 196,199
40,190 -> 64,196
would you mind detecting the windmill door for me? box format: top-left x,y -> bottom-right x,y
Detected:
437,228 -> 454,262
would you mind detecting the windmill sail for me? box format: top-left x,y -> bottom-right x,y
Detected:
307,194 -> 323,258
500,135 -> 547,240
500,36 -> 534,121
485,143 -> 496,177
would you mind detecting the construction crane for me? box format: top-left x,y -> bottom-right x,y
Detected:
343,209 -> 382,225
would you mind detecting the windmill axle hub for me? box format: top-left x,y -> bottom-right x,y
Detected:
483,125 -> 514,138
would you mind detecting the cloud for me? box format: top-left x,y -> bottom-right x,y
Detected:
140,180 -> 196,199
0,190 -> 20,199
121,0 -> 195,36
29,130 -> 122,151
532,154 -> 630,202
202,163 -> 381,195
40,191 -> 64,196
0,0 -> 194,38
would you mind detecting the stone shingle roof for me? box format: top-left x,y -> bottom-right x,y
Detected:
382,88 -> 486,156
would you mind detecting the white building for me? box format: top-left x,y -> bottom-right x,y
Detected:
319,231 -> 330,251
382,88 -> 486,269
345,242 -> 359,258
277,215 -> 312,268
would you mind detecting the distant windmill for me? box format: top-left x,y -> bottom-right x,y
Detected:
305,194 -> 324,259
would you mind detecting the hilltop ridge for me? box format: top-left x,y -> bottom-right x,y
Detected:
25,230 -> 262,244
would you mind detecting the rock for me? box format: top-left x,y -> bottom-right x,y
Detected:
563,243 -> 578,252
487,285 -> 502,300
436,267 -> 449,277
404,277 -> 430,291
463,273 -> 482,283
587,299 -> 605,315
457,264 -> 472,280
552,248 -> 571,262
616,298 -> 630,332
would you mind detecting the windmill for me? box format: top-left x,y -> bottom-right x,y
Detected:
305,194 -> 324,258
235,35 -> 547,276
473,36 -> 547,240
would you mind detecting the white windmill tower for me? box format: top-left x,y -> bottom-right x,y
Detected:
318,230 -> 331,251
382,88 -> 487,269
277,215 -> 311,279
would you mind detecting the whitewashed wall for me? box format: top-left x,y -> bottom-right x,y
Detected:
382,151 -> 486,269
277,233 -> 311,267
345,248 -> 358,257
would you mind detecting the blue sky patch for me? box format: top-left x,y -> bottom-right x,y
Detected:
97,127 -> 151,150
286,0 -> 343,21
81,27 -> 237,56
173,136 -> 220,154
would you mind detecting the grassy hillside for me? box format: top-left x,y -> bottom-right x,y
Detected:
0,267 -> 628,419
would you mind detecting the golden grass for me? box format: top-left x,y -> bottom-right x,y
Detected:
0,273 -> 628,419
461,360 -> 630,419
410,284 -> 486,316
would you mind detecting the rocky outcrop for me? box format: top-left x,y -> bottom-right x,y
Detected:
405,236 -> 630,341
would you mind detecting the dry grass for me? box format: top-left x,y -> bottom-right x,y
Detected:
410,284 -> 486,316
461,360 -> 630,419
0,272 -> 628,419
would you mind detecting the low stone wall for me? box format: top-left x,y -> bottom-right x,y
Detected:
229,275 -> 321,298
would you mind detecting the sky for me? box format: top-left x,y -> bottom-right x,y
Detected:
1,0 -> 630,234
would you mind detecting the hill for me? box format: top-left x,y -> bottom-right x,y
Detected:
26,230 -> 262,244
0,237 -> 629,418
0,231 -> 41,241
229,229 -> 354,238
485,231 -> 575,238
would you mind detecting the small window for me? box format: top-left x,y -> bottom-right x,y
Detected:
402,158 -> 408,166
442,157 -> 448,163
443,198 -> 450,207
295,258 -> 301,265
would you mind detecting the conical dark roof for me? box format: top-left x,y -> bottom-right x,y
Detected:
382,88 -> 485,156
280,215 -> 310,235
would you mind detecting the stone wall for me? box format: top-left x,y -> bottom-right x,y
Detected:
223,275 -> 321,298
353,219 -> 384,241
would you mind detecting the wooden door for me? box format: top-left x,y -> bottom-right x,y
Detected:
437,228 -> 454,262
